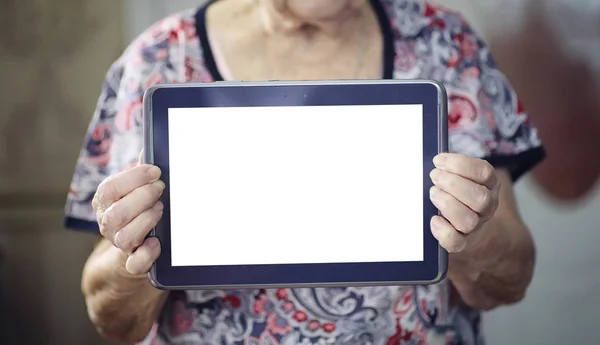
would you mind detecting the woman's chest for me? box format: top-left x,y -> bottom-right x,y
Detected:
214,37 -> 385,81
203,2 -> 385,81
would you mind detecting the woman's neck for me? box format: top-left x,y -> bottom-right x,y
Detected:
257,0 -> 369,37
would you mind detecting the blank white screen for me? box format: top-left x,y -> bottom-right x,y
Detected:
167,105 -> 423,266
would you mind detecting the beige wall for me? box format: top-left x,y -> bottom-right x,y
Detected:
0,0 -> 123,344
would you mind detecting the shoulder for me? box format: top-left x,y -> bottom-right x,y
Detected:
382,0 -> 495,86
381,1 -> 492,70
98,9 -> 206,172
114,8 -> 205,87
124,8 -> 198,61
380,0 -> 477,41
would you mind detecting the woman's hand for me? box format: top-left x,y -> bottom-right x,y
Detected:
429,153 -> 500,253
82,154 -> 169,342
92,156 -> 165,275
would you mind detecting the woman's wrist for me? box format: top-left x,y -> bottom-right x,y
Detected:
84,239 -> 164,297
83,239 -> 168,342
446,217 -> 534,309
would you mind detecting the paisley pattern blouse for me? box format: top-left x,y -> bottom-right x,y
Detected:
64,1 -> 544,344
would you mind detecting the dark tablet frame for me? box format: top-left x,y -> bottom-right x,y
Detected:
143,80 -> 448,290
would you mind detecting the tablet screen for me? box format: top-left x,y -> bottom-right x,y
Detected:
167,105 -> 424,267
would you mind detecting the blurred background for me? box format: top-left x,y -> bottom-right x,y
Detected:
0,0 -> 598,344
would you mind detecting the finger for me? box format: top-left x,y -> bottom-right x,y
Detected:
430,186 -> 480,234
433,153 -> 497,190
431,215 -> 467,253
99,181 -> 165,242
430,168 -> 496,216
125,237 -> 161,275
92,164 -> 161,212
114,202 -> 164,255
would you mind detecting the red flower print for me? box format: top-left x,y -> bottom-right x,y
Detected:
453,33 -> 464,44
517,99 -> 526,114
168,30 -> 179,44
181,20 -> 197,40
307,320 -> 320,331
393,288 -> 414,317
448,95 -> 477,130
386,319 -> 412,345
275,289 -> 288,300
430,19 -> 446,29
223,295 -> 241,308
293,311 -> 307,322
87,124 -> 112,166
322,323 -> 336,333
115,100 -> 142,133
424,3 -> 436,17
90,124 -> 110,141
253,297 -> 267,314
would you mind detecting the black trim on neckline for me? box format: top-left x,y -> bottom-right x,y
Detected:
369,0 -> 395,79
195,0 -> 224,81
194,0 -> 396,81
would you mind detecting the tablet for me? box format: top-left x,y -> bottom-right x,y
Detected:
143,79 -> 448,290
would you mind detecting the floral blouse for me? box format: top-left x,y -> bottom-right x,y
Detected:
64,1 -> 544,344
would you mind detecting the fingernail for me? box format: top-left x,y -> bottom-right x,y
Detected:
147,166 -> 161,180
147,237 -> 160,248
152,180 -> 165,191
430,216 -> 440,230
430,216 -> 445,238
433,154 -> 446,167
153,202 -> 164,211
429,186 -> 438,198
430,168 -> 442,183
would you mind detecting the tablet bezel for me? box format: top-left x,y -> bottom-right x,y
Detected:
144,79 -> 448,290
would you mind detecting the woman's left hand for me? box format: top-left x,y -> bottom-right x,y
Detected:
429,153 -> 501,253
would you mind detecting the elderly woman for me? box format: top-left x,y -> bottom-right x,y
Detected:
64,0 -> 545,344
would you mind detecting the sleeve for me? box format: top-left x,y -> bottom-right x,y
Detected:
64,42 -> 171,233
443,16 -> 545,181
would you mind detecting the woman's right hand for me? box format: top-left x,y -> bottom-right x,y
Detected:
92,160 -> 165,275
